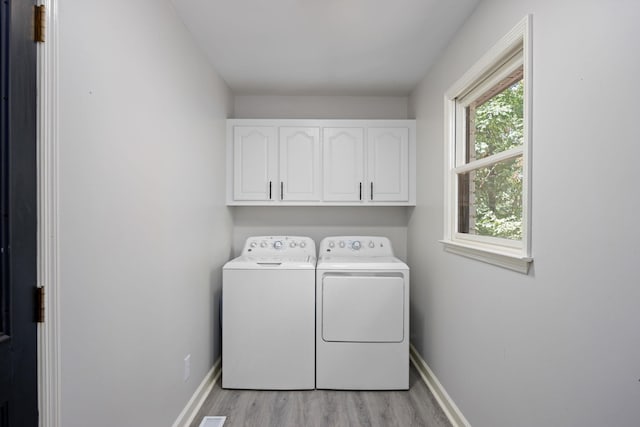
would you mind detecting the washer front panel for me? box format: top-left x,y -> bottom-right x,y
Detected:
322,274 -> 404,343
223,269 -> 315,389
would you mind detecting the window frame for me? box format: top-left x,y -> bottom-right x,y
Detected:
442,15 -> 533,273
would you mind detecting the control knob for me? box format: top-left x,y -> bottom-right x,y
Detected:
369,241 -> 375,248
352,240 -> 361,250
299,241 -> 306,248
250,241 -> 257,248
273,240 -> 283,250
339,241 -> 346,248
289,241 -> 297,248
328,241 -> 335,248
260,241 -> 267,248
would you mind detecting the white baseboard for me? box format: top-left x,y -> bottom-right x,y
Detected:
172,358 -> 222,427
410,344 -> 471,427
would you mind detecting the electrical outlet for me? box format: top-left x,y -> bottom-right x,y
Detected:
183,354 -> 191,382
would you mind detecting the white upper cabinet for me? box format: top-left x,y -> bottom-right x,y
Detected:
233,126 -> 277,201
322,128 -> 364,202
227,119 -> 415,206
367,128 -> 409,202
279,127 -> 321,201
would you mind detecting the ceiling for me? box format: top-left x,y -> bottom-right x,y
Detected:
170,0 -> 479,96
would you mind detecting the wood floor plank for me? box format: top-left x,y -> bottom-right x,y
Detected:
189,364 -> 451,427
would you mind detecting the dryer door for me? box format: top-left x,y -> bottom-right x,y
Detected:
322,274 -> 404,343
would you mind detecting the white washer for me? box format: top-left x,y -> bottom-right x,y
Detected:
222,236 -> 316,390
316,236 -> 409,390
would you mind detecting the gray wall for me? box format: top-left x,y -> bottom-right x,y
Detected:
234,95 -> 409,119
233,207 -> 409,260
408,1 -> 640,426
58,1 -> 233,426
232,95 -> 412,258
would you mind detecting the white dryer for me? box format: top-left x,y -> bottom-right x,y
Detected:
316,236 -> 409,390
222,236 -> 316,390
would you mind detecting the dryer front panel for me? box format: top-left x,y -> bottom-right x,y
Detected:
322,274 -> 404,343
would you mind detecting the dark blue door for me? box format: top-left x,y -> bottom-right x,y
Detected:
0,0 -> 38,425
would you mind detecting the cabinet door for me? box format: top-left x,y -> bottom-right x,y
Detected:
233,126 -> 277,201
367,128 -> 409,202
279,127 -> 321,201
323,128 -> 364,202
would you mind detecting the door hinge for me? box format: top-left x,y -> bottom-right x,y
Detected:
35,287 -> 45,323
34,5 -> 46,43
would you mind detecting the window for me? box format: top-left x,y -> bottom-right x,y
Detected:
442,16 -> 532,273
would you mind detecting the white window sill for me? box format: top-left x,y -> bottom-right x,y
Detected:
440,240 -> 533,274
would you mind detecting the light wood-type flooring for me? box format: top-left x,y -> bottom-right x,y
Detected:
190,364 -> 452,427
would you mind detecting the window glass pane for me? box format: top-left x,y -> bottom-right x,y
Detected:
458,156 -> 523,240
466,67 -> 523,162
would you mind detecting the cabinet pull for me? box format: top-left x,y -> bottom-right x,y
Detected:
281,182 -> 284,200
371,182 -> 374,201
359,182 -> 362,201
269,181 -> 272,200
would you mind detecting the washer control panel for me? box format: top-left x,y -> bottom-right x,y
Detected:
319,236 -> 394,256
242,236 -> 315,257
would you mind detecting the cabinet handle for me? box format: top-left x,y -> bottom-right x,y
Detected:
269,181 -> 272,200
359,182 -> 362,201
281,182 -> 284,200
371,182 -> 374,201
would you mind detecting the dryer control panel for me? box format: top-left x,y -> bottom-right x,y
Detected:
242,236 -> 316,257
319,236 -> 394,256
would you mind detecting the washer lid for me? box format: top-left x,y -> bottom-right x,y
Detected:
317,256 -> 408,270
224,255 -> 317,270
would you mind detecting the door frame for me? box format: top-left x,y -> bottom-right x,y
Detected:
37,0 -> 61,426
